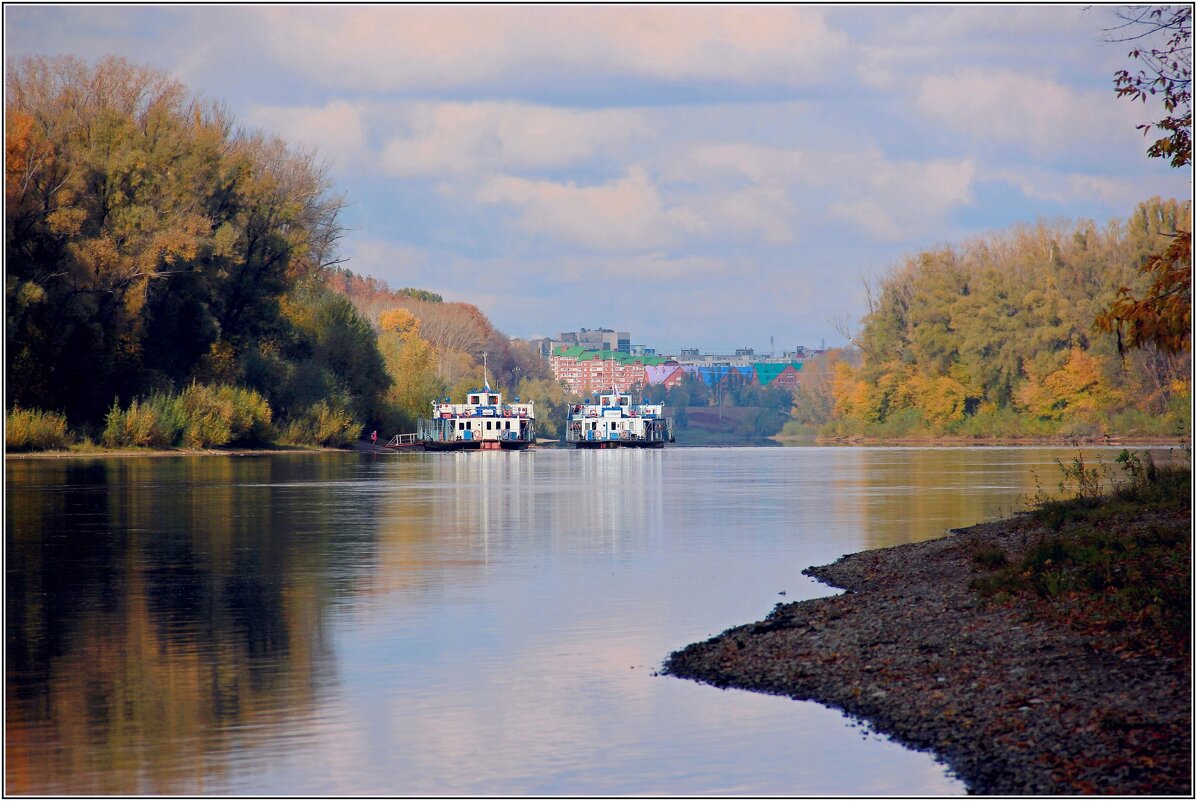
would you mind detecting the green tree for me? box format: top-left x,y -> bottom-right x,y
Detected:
513,377 -> 577,439
267,279 -> 391,429
4,53 -> 351,431
835,205 -> 1187,437
376,307 -> 442,432
5,55 -> 348,428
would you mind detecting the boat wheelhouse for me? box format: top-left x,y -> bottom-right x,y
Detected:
417,385 -> 536,451
565,391 -> 674,449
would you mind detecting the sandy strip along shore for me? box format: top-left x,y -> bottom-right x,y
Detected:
663,510 -> 1191,795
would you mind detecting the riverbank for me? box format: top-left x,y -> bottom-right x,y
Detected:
664,474 -> 1191,794
5,443 -> 353,459
773,433 -> 1189,447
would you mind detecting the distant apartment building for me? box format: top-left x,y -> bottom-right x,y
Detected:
542,330 -> 823,393
552,327 -> 630,354
644,362 -> 805,390
522,336 -> 555,359
550,346 -> 674,395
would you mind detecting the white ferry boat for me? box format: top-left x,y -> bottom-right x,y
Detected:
565,391 -> 674,449
416,384 -> 536,451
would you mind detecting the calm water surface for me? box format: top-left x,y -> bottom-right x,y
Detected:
7,446 -> 1176,795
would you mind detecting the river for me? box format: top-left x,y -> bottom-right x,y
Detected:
6,445 -> 1178,794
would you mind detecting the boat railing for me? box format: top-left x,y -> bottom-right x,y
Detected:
419,416 -> 536,443
564,418 -> 673,443
387,433 -> 419,447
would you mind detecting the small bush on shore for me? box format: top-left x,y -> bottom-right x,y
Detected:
100,385 -> 273,449
277,401 -> 360,447
177,384 -> 273,448
969,544 -> 1009,569
971,451 -> 1191,657
6,407 -> 71,451
101,396 -> 179,448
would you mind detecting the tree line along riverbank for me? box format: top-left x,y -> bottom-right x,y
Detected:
664,450 -> 1191,794
5,56 -> 557,455
6,56 -> 1190,456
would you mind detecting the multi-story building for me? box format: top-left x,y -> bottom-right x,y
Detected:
544,333 -> 821,393
643,361 -> 805,390
553,327 -> 630,354
550,346 -> 674,395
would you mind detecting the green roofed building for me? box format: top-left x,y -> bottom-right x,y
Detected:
753,362 -> 803,389
550,347 -> 676,393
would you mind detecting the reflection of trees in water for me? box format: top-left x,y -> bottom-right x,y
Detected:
848,450 -> 1002,550
5,456 -> 359,794
566,450 -> 663,551
845,448 -> 1180,552
367,454 -> 536,598
366,451 -> 665,601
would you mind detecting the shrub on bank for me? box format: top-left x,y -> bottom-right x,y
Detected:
277,401 -> 360,447
6,407 -> 71,451
101,396 -> 178,448
969,450 -> 1191,657
177,384 -> 273,448
101,385 -> 273,449
779,419 -> 820,439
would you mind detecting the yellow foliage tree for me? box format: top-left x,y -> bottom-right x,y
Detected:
379,307 -> 420,337
376,307 -> 441,431
831,361 -> 865,421
896,370 -> 974,426
1015,349 -> 1120,422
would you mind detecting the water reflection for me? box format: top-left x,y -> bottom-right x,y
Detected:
5,456 -> 360,794
7,446 -> 1179,795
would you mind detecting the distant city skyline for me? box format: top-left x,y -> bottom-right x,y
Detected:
7,5 -> 1191,354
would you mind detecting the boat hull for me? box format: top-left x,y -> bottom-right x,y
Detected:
570,439 -> 666,449
420,439 -> 532,451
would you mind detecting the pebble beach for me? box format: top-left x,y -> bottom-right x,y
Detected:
664,510 -> 1191,795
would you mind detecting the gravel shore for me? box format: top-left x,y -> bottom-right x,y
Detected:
663,512 -> 1191,795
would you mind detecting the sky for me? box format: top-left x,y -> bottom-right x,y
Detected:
5,4 -> 1192,354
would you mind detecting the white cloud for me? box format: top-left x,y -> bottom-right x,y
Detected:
252,6 -> 848,91
915,69 -> 1129,155
670,142 -> 974,243
380,102 -> 650,177
680,143 -> 806,186
244,100 -> 369,171
474,167 -> 705,251
345,239 -> 433,280
551,252 -> 733,282
853,6 -> 1111,91
986,166 -> 1183,209
821,153 -> 975,242
688,185 -> 798,245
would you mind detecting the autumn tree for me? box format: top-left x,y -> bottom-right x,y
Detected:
327,266 -> 551,406
512,376 -> 577,439
5,55 -> 358,431
831,203 -> 1187,437
1108,5 -> 1193,167
1096,7 -> 1192,354
376,307 -> 442,431
1096,201 -> 1192,354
